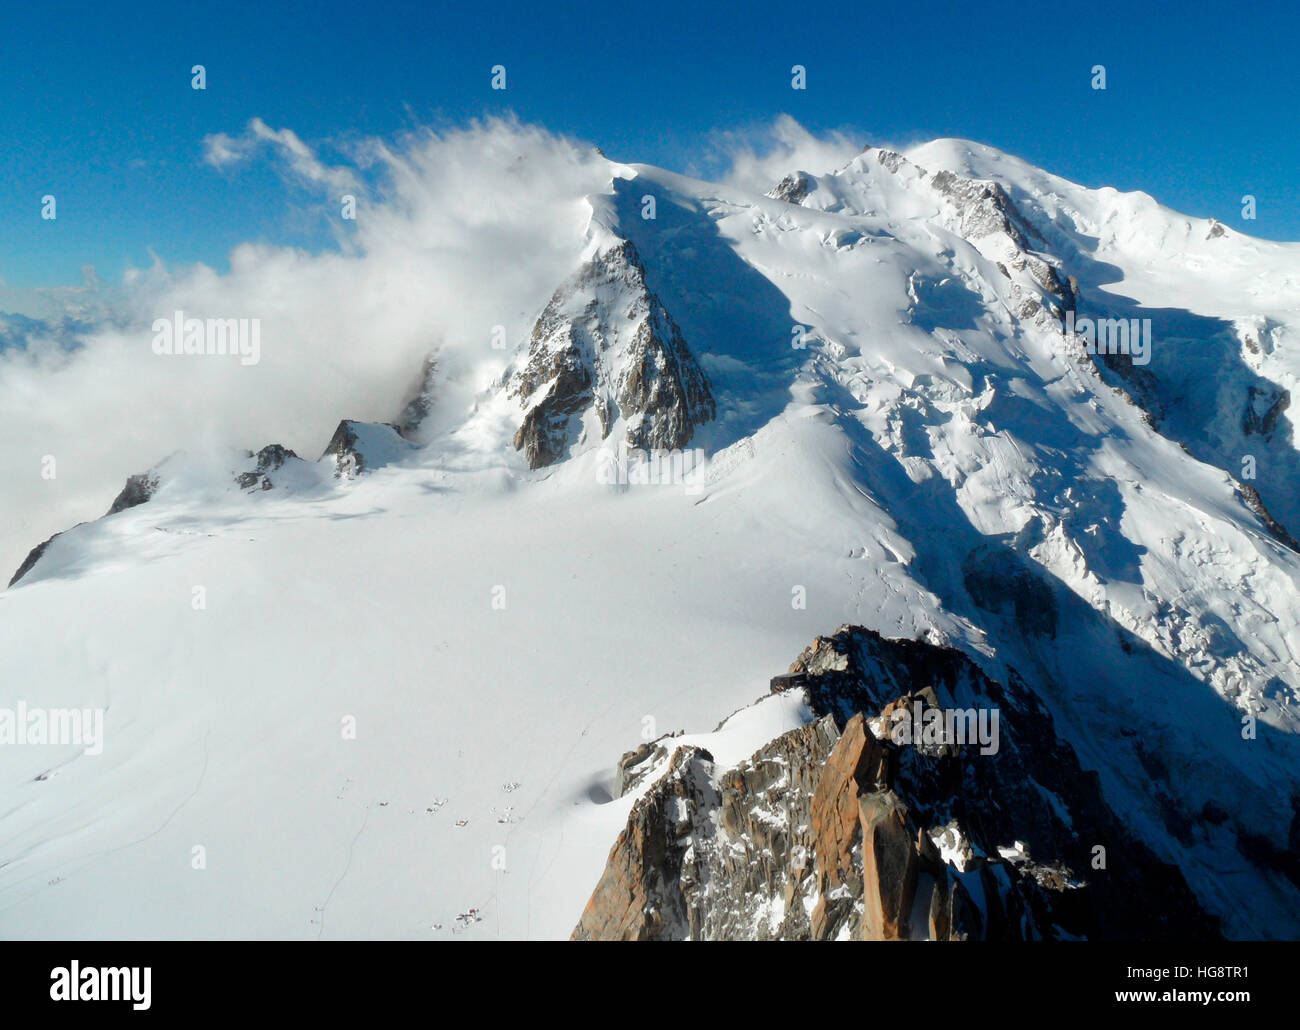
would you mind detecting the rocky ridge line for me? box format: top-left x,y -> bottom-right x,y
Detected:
572,625 -> 1218,941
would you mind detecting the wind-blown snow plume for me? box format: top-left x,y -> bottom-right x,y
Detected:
715,114 -> 865,194
0,118 -> 617,574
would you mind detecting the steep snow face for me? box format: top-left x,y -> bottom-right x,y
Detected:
3,132 -> 1300,940
618,152 -> 1300,725
903,138 -> 1300,532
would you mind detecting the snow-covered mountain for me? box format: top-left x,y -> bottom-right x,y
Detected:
3,132 -> 1300,939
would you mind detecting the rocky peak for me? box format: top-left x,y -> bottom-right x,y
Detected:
10,468 -> 162,588
235,444 -> 301,491
509,235 -> 715,470
320,420 -> 413,478
9,415 -> 413,589
105,471 -> 161,516
767,172 -> 812,205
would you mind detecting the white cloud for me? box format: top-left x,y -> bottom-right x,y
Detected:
714,114 -> 867,194
202,118 -> 361,195
201,131 -> 250,169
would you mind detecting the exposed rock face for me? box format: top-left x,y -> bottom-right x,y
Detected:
571,745 -> 717,941
873,148 -> 908,174
320,420 -> 411,478
572,625 -> 1219,941
10,469 -> 162,588
8,534 -> 62,588
511,349 -> 593,470
395,354 -> 439,440
236,444 -> 300,491
1237,482 -> 1300,552
767,173 -> 812,205
807,714 -> 890,939
105,472 -> 160,516
906,158 -> 1075,331
930,170 -> 1042,251
1243,384 -> 1291,438
573,722 -> 835,941
856,786 -> 917,940
510,236 -> 715,470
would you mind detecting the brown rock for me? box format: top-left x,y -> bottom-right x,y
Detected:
927,873 -> 951,941
858,789 -> 918,940
809,715 -> 879,898
570,745 -> 711,941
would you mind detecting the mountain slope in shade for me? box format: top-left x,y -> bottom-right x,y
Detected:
3,134 -> 1300,939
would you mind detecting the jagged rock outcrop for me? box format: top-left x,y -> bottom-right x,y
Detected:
510,236 -> 715,469
320,420 -> 412,478
614,732 -> 683,798
105,472 -> 160,516
10,468 -> 162,588
1243,384 -> 1291,438
236,444 -> 300,491
1237,482 -> 1300,552
395,354 -> 439,440
931,169 -> 1043,251
11,413 -> 416,588
767,173 -> 812,205
571,745 -> 717,941
881,152 -> 1076,329
8,534 -> 62,588
11,415 -> 412,588
572,625 -> 1219,941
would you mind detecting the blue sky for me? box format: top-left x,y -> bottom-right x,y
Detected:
3,0 -> 1298,290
